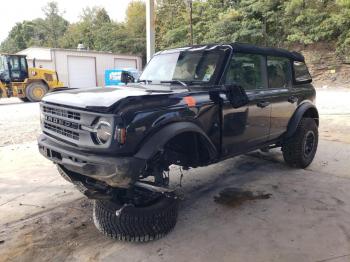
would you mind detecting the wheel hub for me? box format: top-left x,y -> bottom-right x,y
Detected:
304,130 -> 315,157
33,86 -> 44,99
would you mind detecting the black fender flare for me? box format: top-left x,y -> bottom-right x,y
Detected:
134,122 -> 218,161
285,102 -> 319,138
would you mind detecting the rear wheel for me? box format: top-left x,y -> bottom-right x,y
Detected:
26,82 -> 48,102
282,118 -> 318,168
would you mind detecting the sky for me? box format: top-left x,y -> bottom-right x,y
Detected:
0,0 -> 136,42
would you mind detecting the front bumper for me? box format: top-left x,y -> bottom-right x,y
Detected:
38,134 -> 145,188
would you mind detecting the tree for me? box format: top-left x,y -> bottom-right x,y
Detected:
0,1 -> 68,52
41,1 -> 69,47
156,0 -> 188,49
2,0 -> 350,62
124,0 -> 146,58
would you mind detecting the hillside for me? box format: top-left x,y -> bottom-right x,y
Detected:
299,43 -> 350,88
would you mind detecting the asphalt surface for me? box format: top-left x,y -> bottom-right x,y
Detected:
0,88 -> 350,262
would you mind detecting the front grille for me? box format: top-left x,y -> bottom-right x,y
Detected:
44,122 -> 79,140
43,105 -> 80,120
42,104 -> 82,141
41,103 -> 114,148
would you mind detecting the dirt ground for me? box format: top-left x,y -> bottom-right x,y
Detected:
1,87 -> 350,262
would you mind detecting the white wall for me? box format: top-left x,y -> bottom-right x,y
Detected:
27,59 -> 54,71
19,48 -> 142,87
17,47 -> 52,60
53,49 -> 142,87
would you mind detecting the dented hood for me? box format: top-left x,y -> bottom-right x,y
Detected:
42,85 -> 181,109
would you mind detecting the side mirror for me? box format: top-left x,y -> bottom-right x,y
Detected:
121,71 -> 129,85
225,84 -> 249,108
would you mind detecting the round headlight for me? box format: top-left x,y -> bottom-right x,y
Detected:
95,119 -> 112,144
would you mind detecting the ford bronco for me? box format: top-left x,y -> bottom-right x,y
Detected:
38,43 -> 319,241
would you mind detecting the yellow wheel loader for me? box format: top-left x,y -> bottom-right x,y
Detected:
0,54 -> 64,102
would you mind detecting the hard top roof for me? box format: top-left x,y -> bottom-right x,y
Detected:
158,43 -> 305,62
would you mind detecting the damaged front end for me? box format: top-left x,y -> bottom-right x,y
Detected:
38,134 -> 146,189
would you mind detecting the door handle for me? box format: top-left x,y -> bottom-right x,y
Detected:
288,96 -> 298,103
257,101 -> 270,108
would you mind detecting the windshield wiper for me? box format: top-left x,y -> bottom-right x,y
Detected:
160,80 -> 188,87
185,80 -> 206,85
138,79 -> 153,84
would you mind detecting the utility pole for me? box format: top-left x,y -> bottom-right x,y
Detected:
146,0 -> 155,62
188,0 -> 193,45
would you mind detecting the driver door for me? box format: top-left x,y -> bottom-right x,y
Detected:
221,53 -> 271,157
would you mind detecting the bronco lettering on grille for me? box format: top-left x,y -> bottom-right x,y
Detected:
45,115 -> 79,130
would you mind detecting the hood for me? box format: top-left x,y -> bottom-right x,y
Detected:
42,85 -> 186,109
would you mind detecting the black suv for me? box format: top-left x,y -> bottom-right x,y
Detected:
38,43 -> 319,242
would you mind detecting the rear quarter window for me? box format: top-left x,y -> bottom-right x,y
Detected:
293,61 -> 312,83
267,56 -> 291,89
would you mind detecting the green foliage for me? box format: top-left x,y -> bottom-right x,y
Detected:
0,1 -> 68,53
2,0 -> 350,62
156,0 -> 188,49
0,1 -> 146,60
41,1 -> 69,47
156,0 -> 350,60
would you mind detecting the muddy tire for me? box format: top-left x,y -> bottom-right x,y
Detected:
93,194 -> 179,242
26,82 -> 48,102
282,118 -> 318,168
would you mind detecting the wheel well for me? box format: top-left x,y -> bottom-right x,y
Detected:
302,107 -> 319,126
161,132 -> 213,168
27,79 -> 49,89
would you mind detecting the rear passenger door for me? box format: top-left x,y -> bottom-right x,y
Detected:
221,52 -> 271,156
266,56 -> 296,140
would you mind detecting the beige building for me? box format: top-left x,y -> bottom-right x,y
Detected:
17,47 -> 142,88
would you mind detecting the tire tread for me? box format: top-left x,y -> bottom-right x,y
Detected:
93,196 -> 178,242
282,118 -> 318,168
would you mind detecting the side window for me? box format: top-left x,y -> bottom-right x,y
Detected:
20,57 -> 27,71
9,56 -> 20,70
267,56 -> 291,89
293,61 -> 312,83
225,53 -> 265,91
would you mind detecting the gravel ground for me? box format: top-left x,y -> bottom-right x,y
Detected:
0,98 -> 40,147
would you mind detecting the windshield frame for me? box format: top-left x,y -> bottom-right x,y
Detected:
139,46 -> 231,87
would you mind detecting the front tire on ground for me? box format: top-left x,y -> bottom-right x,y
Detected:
93,194 -> 179,242
25,82 -> 48,102
282,118 -> 318,168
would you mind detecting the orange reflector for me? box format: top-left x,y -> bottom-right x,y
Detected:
184,96 -> 196,107
115,127 -> 127,145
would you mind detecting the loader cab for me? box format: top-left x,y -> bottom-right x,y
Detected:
0,54 -> 28,83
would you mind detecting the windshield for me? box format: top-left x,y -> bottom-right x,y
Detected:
139,50 -> 225,84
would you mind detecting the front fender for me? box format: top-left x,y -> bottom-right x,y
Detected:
285,102 -> 319,138
134,121 -> 218,161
